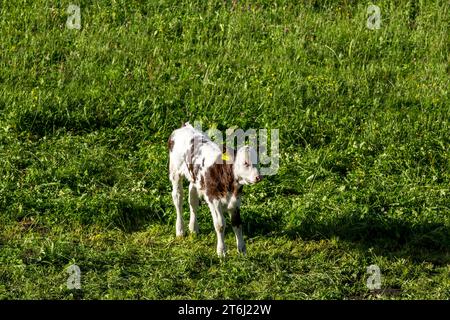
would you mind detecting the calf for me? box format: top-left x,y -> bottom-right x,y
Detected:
168,123 -> 262,257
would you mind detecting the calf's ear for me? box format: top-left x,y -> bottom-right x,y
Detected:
236,146 -> 249,164
243,146 -> 258,165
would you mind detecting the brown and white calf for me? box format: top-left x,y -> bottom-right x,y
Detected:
168,123 -> 262,257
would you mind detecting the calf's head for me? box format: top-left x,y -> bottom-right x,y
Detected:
233,146 -> 263,185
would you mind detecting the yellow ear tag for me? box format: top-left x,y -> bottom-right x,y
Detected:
222,152 -> 230,161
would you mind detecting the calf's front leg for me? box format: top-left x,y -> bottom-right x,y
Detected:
230,207 -> 246,254
207,200 -> 226,257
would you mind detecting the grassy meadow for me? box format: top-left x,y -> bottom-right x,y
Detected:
0,0 -> 449,299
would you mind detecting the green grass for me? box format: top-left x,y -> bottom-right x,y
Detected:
0,0 -> 449,299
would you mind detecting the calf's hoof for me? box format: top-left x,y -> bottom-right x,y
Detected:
237,244 -> 247,255
176,229 -> 185,238
217,246 -> 227,258
189,222 -> 199,234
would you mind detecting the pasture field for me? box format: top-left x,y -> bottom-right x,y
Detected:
0,0 -> 449,299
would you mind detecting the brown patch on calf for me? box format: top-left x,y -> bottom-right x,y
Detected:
186,136 -> 206,182
167,135 -> 174,152
205,160 -> 241,201
200,175 -> 206,190
233,184 -> 243,197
